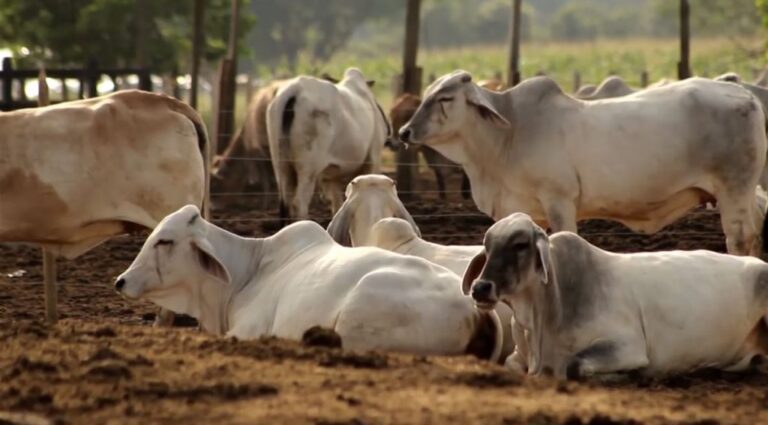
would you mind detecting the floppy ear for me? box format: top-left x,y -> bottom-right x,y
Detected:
465,85 -> 511,129
534,231 -> 550,285
327,201 -> 354,246
393,198 -> 421,238
191,238 -> 231,285
462,251 -> 487,295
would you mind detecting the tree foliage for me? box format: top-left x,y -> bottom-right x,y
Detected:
0,0 -> 254,72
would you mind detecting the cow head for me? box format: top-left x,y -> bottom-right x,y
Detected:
115,205 -> 231,304
462,213 -> 550,309
398,70 -> 510,150
327,174 -> 420,247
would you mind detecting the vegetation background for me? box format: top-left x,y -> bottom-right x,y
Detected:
1,0 -> 767,124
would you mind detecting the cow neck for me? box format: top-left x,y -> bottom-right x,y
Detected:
509,258 -> 562,376
199,223 -> 265,335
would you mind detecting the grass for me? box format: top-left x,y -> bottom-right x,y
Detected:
200,36 -> 767,133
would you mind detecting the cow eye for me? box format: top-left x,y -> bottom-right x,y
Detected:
438,97 -> 454,103
154,239 -> 174,247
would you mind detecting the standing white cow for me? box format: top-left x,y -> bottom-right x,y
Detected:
115,205 -> 506,362
399,71 -> 768,256
0,90 -> 207,325
464,213 -> 768,379
0,90 -> 207,258
267,68 -> 390,222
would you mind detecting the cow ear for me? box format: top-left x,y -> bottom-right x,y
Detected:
327,201 -> 354,246
392,196 -> 421,238
534,232 -> 550,285
466,86 -> 511,129
462,251 -> 487,295
191,238 -> 231,285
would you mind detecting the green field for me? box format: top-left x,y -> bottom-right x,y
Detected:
204,36 -> 766,139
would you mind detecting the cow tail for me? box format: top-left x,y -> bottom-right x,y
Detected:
266,83 -> 301,226
167,98 -> 211,220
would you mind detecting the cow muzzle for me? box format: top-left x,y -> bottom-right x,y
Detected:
471,279 -> 498,310
114,274 -> 144,300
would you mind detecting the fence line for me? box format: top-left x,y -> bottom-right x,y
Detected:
214,156 -> 466,169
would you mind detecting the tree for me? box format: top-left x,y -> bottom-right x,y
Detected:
0,0 -> 255,72
550,2 -> 601,40
245,0 -> 398,73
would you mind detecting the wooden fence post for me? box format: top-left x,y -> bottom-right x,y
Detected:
190,0 -> 206,109
84,59 -> 99,98
396,0 -> 422,202
678,0 -> 691,80
2,57 -> 13,105
138,70 -> 152,92
506,0 -> 522,87
572,71 -> 581,92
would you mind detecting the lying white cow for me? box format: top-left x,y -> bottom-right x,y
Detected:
0,90 -> 207,258
399,71 -> 767,256
327,174 -> 419,247
267,68 -> 390,221
115,205 -> 507,362
369,217 -> 481,276
464,212 -> 768,379
367,217 -> 522,360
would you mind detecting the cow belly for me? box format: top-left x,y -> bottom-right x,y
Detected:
580,188 -> 711,234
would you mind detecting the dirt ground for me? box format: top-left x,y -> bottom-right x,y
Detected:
1,172 -> 760,425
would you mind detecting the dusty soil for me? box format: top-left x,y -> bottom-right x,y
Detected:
0,172 -> 757,425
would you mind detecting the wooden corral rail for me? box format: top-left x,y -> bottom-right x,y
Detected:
0,57 -> 153,111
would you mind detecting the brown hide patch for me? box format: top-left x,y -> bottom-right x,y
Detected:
0,168 -> 70,240
390,94 -> 421,133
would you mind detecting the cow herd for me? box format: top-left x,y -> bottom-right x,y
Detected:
5,66 -> 768,381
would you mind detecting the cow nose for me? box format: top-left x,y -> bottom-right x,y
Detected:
471,280 -> 496,303
399,127 -> 412,143
115,277 -> 126,291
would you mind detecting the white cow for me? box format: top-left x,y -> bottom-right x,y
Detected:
575,76 -> 634,100
464,212 -> 768,379
115,205 -> 506,362
368,217 -> 520,360
399,71 -> 768,256
369,217 -> 481,277
327,174 -> 419,247
267,68 -> 390,221
576,76 -> 670,100
0,90 -> 207,259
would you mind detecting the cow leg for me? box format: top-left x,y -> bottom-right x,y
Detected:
542,199 -> 578,233
292,173 -> 317,219
718,193 -> 758,256
153,308 -> 176,327
320,179 -> 345,215
434,168 -> 447,200
460,172 -> 471,200
563,339 -> 649,381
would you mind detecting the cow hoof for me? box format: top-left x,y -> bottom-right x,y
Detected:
504,354 -> 527,375
565,358 -> 583,381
